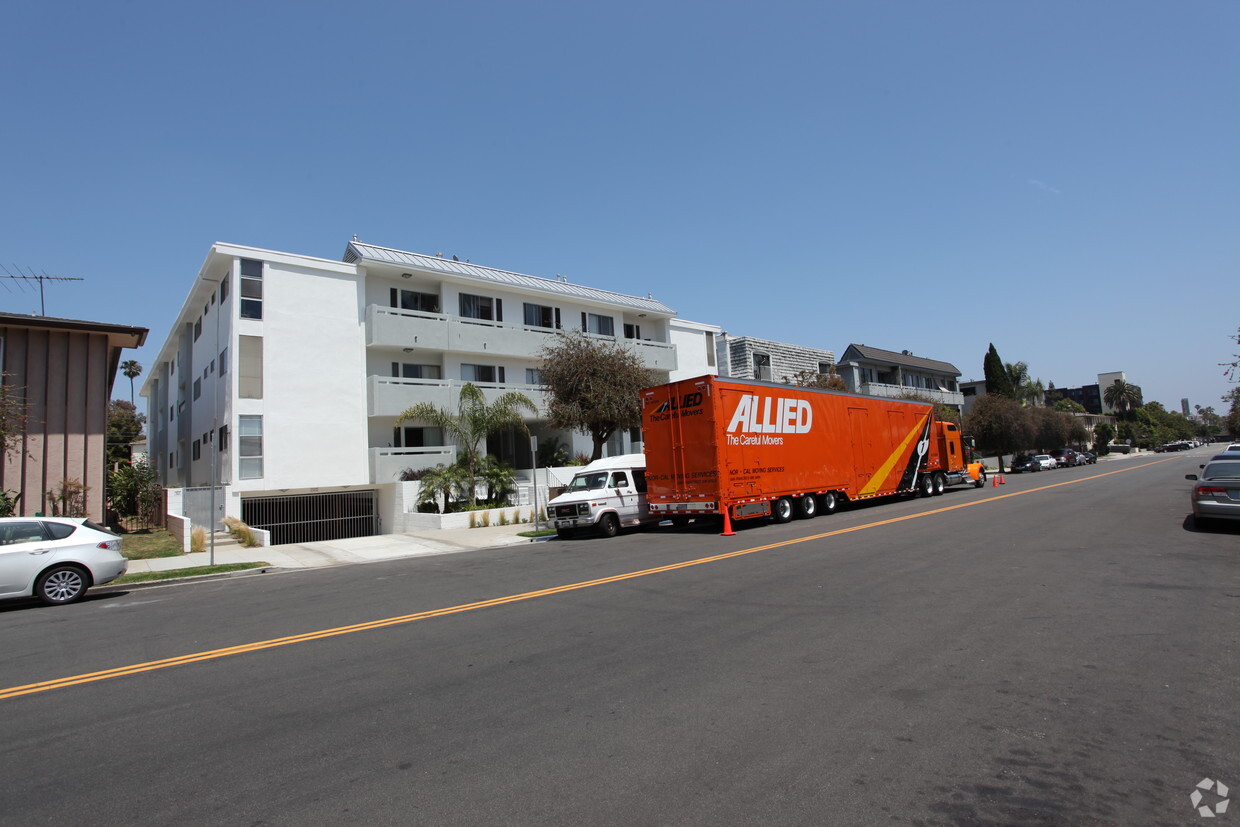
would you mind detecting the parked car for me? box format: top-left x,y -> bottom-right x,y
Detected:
1050,449 -> 1081,467
0,517 -> 127,605
1033,454 -> 1057,471
1078,451 -> 1097,464
1185,458 -> 1240,525
1010,455 -> 1042,473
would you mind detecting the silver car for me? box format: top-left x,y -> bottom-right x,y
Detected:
0,517 -> 128,605
1186,459 -> 1240,525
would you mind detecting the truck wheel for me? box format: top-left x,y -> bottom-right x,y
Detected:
932,473 -> 946,496
771,497 -> 794,523
974,470 -> 987,488
796,494 -> 818,519
556,527 -> 574,540
598,513 -> 620,538
819,491 -> 838,515
919,474 -> 934,498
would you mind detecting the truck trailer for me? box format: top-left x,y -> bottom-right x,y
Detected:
640,374 -> 983,526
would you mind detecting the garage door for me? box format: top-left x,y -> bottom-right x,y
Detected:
242,490 -> 378,546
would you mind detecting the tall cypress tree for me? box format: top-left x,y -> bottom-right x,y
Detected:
983,344 -> 1015,398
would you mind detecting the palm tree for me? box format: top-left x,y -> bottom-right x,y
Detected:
1103,379 -> 1142,418
397,383 -> 536,508
121,360 -> 142,405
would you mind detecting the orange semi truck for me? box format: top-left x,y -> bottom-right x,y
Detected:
640,374 -> 984,526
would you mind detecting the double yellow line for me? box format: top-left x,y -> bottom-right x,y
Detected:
0,459 -> 1171,701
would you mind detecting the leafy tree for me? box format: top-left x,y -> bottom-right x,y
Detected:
963,394 -> 1027,471
0,373 -> 29,460
1222,327 -> 1239,383
1102,379 -> 1142,418
983,345 -> 1014,398
121,360 -> 143,406
107,400 -> 146,466
107,459 -> 162,523
477,455 -> 518,505
540,329 -> 657,461
784,366 -> 847,391
1053,398 -> 1087,413
896,391 -> 960,426
1004,361 -> 1045,406
413,463 -> 470,513
1092,422 -> 1114,454
397,383 -> 535,508
1030,406 -> 1068,452
1224,387 -> 1240,437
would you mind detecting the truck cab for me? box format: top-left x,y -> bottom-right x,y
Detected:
548,454 -> 659,539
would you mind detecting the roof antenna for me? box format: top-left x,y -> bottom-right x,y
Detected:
0,265 -> 85,315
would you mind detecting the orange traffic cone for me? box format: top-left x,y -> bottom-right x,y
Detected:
720,507 -> 735,536
992,475 -> 999,487
999,474 -> 1006,484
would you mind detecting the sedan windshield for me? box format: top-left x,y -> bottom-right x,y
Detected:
566,472 -> 610,492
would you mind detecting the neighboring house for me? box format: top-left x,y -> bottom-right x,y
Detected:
836,344 -> 964,411
960,380 -> 987,415
141,240 -> 679,544
668,319 -> 721,381
714,334 -> 835,382
1,313 -> 148,521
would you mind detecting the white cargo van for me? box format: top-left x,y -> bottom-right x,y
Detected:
547,454 -> 660,539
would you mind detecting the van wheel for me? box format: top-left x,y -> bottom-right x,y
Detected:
932,473 -> 946,496
919,474 -> 934,498
771,497 -> 794,523
598,513 -> 620,538
796,494 -> 818,519
819,491 -> 838,515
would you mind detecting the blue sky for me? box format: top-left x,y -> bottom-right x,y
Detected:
3,0 -> 1236,414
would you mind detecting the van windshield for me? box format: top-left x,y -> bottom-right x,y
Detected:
566,472 -> 611,492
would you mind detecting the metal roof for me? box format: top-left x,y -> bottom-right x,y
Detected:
344,241 -> 676,316
841,344 -> 960,376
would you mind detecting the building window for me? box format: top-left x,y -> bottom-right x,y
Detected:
460,294 -> 501,322
752,352 -> 772,381
390,363 -> 441,380
219,424 -> 230,452
705,332 -> 716,367
169,451 -> 175,469
239,336 -> 263,398
818,362 -> 832,375
192,439 -> 201,461
239,415 -> 263,479
239,258 -> 263,320
525,368 -> 542,385
623,323 -> 641,340
393,427 -> 444,448
582,313 -> 614,336
193,378 -> 202,400
219,273 -> 230,303
193,317 -> 202,341
219,347 -> 229,374
461,364 -> 504,383
523,303 -> 558,329
390,289 -> 439,313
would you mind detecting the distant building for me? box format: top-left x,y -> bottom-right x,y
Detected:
1,313 -> 147,521
1051,372 -> 1141,415
836,344 -> 964,411
714,334 -> 834,382
669,319 -> 721,381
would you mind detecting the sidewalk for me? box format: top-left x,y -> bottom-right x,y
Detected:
123,523 -> 545,575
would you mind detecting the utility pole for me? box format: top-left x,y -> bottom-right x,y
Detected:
0,265 -> 84,315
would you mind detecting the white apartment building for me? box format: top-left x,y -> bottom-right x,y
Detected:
143,240 -> 678,543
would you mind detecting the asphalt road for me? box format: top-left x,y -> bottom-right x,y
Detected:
0,450 -> 1235,825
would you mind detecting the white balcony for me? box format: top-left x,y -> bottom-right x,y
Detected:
860,382 -> 964,408
371,446 -> 457,483
365,305 -> 677,371
368,376 -> 553,418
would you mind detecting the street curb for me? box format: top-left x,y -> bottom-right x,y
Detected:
95,565 -> 288,593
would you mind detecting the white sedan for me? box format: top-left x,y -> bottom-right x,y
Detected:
0,517 -> 128,605
1033,455 -> 1058,471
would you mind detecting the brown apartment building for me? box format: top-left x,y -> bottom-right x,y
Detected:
1,313 -> 147,521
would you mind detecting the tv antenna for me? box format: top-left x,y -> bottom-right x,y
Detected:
0,265 -> 85,316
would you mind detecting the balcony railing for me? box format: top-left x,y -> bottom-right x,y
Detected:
368,376 -> 553,418
366,305 -> 677,371
371,446 -> 456,483
860,382 -> 963,407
